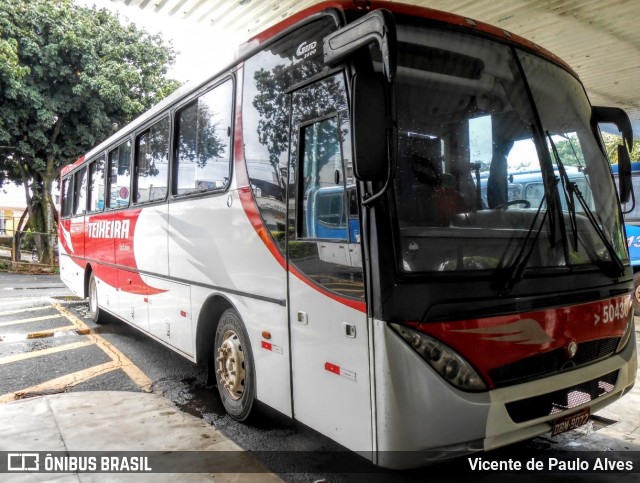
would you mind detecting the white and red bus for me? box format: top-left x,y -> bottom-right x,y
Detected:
59,0 -> 637,468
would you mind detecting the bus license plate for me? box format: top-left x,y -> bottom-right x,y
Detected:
551,408 -> 590,436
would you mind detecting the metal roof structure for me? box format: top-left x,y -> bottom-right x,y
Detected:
113,0 -> 640,138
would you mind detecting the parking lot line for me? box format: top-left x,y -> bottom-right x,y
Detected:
51,302 -> 153,392
0,306 -> 50,317
0,301 -> 155,402
0,314 -> 61,328
0,340 -> 94,365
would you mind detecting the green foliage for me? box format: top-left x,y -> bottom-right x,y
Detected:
0,0 -> 181,263
601,132 -> 640,164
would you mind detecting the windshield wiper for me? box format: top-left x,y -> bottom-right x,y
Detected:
546,132 -> 625,277
492,191 -> 552,295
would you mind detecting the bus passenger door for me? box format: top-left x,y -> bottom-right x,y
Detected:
287,74 -> 372,453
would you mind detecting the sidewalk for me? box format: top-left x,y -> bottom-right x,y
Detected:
0,391 -> 283,482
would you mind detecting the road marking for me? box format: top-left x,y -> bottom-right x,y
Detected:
0,306 -> 50,317
0,301 -> 154,402
0,361 -> 120,403
0,340 -> 94,365
51,302 -> 153,392
0,314 -> 61,328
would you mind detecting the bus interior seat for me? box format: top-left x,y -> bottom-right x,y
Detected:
397,136 -> 465,226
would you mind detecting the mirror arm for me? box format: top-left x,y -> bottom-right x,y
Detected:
323,9 -> 397,82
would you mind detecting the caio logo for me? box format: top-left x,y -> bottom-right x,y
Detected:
295,40 -> 318,59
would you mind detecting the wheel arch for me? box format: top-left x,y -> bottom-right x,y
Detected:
83,264 -> 94,299
195,293 -> 237,382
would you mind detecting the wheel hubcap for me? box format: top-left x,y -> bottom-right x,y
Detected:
217,330 -> 246,400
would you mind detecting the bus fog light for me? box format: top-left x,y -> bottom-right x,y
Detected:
390,323 -> 487,391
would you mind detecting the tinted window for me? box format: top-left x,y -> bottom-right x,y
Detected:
108,140 -> 131,209
175,79 -> 233,195
88,156 -> 105,213
299,116 -> 347,240
135,118 -> 170,203
243,17 -> 336,247
61,176 -> 74,218
73,167 -> 88,216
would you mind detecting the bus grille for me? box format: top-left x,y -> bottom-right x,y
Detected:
505,370 -> 618,423
488,337 -> 620,388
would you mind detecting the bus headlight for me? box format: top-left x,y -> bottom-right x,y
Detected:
390,323 -> 487,392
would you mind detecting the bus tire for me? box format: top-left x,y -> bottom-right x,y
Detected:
214,308 -> 255,421
633,272 -> 640,316
88,273 -> 107,324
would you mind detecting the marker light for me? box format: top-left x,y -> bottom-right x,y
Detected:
390,323 -> 487,392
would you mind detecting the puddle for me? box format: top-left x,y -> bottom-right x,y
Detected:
161,376 -> 227,423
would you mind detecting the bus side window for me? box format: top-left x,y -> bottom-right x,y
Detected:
298,116 -> 347,241
73,167 -> 88,216
88,156 -> 105,213
61,175 -> 74,218
174,79 -> 233,196
108,140 -> 131,209
135,117 -> 170,204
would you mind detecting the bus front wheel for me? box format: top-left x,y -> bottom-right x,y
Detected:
214,308 -> 255,421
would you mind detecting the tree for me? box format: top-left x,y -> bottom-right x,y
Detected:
601,132 -> 640,165
0,0 -> 181,263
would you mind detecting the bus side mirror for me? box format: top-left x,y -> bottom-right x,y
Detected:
352,73 -> 388,181
618,144 -> 632,204
323,9 -> 397,82
592,106 -> 633,149
592,106 -> 634,204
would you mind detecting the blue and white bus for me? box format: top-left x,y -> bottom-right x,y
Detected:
613,162 -> 640,310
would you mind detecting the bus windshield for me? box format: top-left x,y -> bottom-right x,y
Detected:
392,24 -> 627,276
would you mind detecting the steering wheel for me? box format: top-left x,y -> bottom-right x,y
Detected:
495,199 -> 532,209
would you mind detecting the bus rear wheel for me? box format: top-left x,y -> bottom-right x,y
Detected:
88,273 -> 107,324
214,308 -> 255,421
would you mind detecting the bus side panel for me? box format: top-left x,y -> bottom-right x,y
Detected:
145,274 -> 193,357
167,191 -> 286,301
84,212 -> 117,313
114,208 -> 148,329
191,286 -> 292,416
135,204 -> 169,277
59,218 -> 84,297
288,274 -> 373,453
168,190 -> 292,415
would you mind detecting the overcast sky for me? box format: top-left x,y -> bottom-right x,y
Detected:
1,0 -> 242,208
